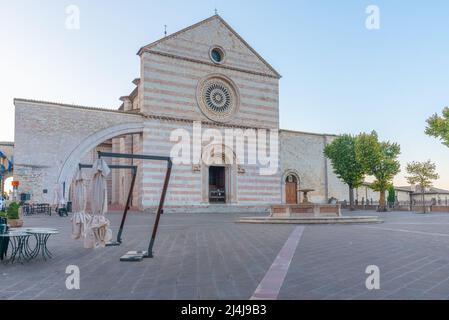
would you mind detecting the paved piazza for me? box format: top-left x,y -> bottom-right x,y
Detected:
2,211 -> 449,300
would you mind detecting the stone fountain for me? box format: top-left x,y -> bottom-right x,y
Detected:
236,188 -> 383,224
270,188 -> 342,218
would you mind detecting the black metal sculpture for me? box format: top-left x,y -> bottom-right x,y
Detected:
78,151 -> 172,261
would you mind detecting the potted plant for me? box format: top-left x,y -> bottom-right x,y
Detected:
0,212 -> 7,233
6,202 -> 23,228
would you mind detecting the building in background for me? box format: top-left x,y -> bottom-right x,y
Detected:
10,15 -> 404,212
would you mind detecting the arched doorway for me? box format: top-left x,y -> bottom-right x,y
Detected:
57,122 -> 144,196
201,144 -> 238,204
3,176 -> 13,199
285,174 -> 298,204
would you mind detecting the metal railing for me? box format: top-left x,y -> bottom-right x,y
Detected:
22,203 -> 52,216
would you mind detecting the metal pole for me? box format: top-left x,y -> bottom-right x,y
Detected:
146,160 -> 172,258
116,167 -> 137,243
92,152 -> 173,259
98,151 -> 170,163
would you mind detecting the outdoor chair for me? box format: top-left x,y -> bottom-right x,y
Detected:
57,205 -> 68,217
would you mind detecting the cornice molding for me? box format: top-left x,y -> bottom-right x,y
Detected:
143,50 -> 280,79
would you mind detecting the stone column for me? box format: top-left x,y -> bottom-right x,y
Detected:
111,138 -> 121,204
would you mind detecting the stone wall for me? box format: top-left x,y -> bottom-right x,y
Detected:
14,99 -> 144,203
143,16 -> 278,77
279,130 -> 348,204
111,133 -> 143,209
0,142 -> 14,161
355,185 -> 381,204
412,193 -> 449,204
140,16 -> 279,130
140,118 -> 281,211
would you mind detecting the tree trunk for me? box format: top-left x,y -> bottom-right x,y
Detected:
378,190 -> 387,212
422,192 -> 426,214
349,186 -> 355,211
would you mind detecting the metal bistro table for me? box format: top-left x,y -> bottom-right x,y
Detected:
23,228 -> 59,260
0,232 -> 32,264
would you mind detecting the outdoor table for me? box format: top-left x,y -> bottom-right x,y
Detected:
23,228 -> 59,260
0,232 -> 32,264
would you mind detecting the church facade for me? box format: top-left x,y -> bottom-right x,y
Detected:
13,15 -> 348,212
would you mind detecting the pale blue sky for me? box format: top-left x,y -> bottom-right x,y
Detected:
1,0 -> 449,188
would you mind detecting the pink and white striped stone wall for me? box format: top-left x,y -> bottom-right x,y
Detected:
139,118 -> 281,211
139,16 -> 280,130
141,53 -> 279,129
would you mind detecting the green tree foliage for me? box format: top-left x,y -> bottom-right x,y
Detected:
324,134 -> 365,210
426,107 -> 449,147
387,185 -> 396,205
406,160 -> 439,213
355,131 -> 401,212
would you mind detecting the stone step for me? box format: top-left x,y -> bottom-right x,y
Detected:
236,216 -> 383,224
146,205 -> 270,214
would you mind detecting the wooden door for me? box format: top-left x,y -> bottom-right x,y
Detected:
286,182 -> 297,204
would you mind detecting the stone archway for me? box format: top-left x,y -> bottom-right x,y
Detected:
282,169 -> 301,204
57,122 -> 144,195
201,144 -> 238,204
1,173 -> 13,197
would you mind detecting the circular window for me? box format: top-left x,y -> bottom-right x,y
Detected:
209,47 -> 225,64
197,75 -> 239,122
205,82 -> 231,113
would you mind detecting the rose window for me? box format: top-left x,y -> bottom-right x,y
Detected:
197,75 -> 239,122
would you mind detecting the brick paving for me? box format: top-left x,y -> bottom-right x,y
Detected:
1,210 -> 449,299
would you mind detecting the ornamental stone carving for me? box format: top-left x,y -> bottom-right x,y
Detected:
196,74 -> 239,123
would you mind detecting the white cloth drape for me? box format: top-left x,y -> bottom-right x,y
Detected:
52,183 -> 66,207
84,159 -> 112,249
71,170 -> 90,240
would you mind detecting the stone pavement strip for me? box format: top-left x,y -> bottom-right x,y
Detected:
2,210 -> 449,299
251,226 -> 304,300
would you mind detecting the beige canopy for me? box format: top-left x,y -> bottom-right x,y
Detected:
84,159 -> 112,249
71,170 -> 89,240
52,183 -> 66,207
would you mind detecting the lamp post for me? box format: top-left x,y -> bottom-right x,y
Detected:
11,181 -> 19,202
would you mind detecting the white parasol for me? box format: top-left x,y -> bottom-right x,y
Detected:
52,183 -> 66,207
84,158 -> 112,249
71,170 -> 90,240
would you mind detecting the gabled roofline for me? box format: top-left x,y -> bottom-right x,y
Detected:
137,14 -> 281,78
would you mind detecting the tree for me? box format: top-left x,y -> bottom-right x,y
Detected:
324,134 -> 365,210
355,131 -> 401,212
387,185 -> 396,207
426,107 -> 449,147
406,160 -> 439,213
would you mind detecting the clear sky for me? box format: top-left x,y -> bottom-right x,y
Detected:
1,0 -> 449,188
